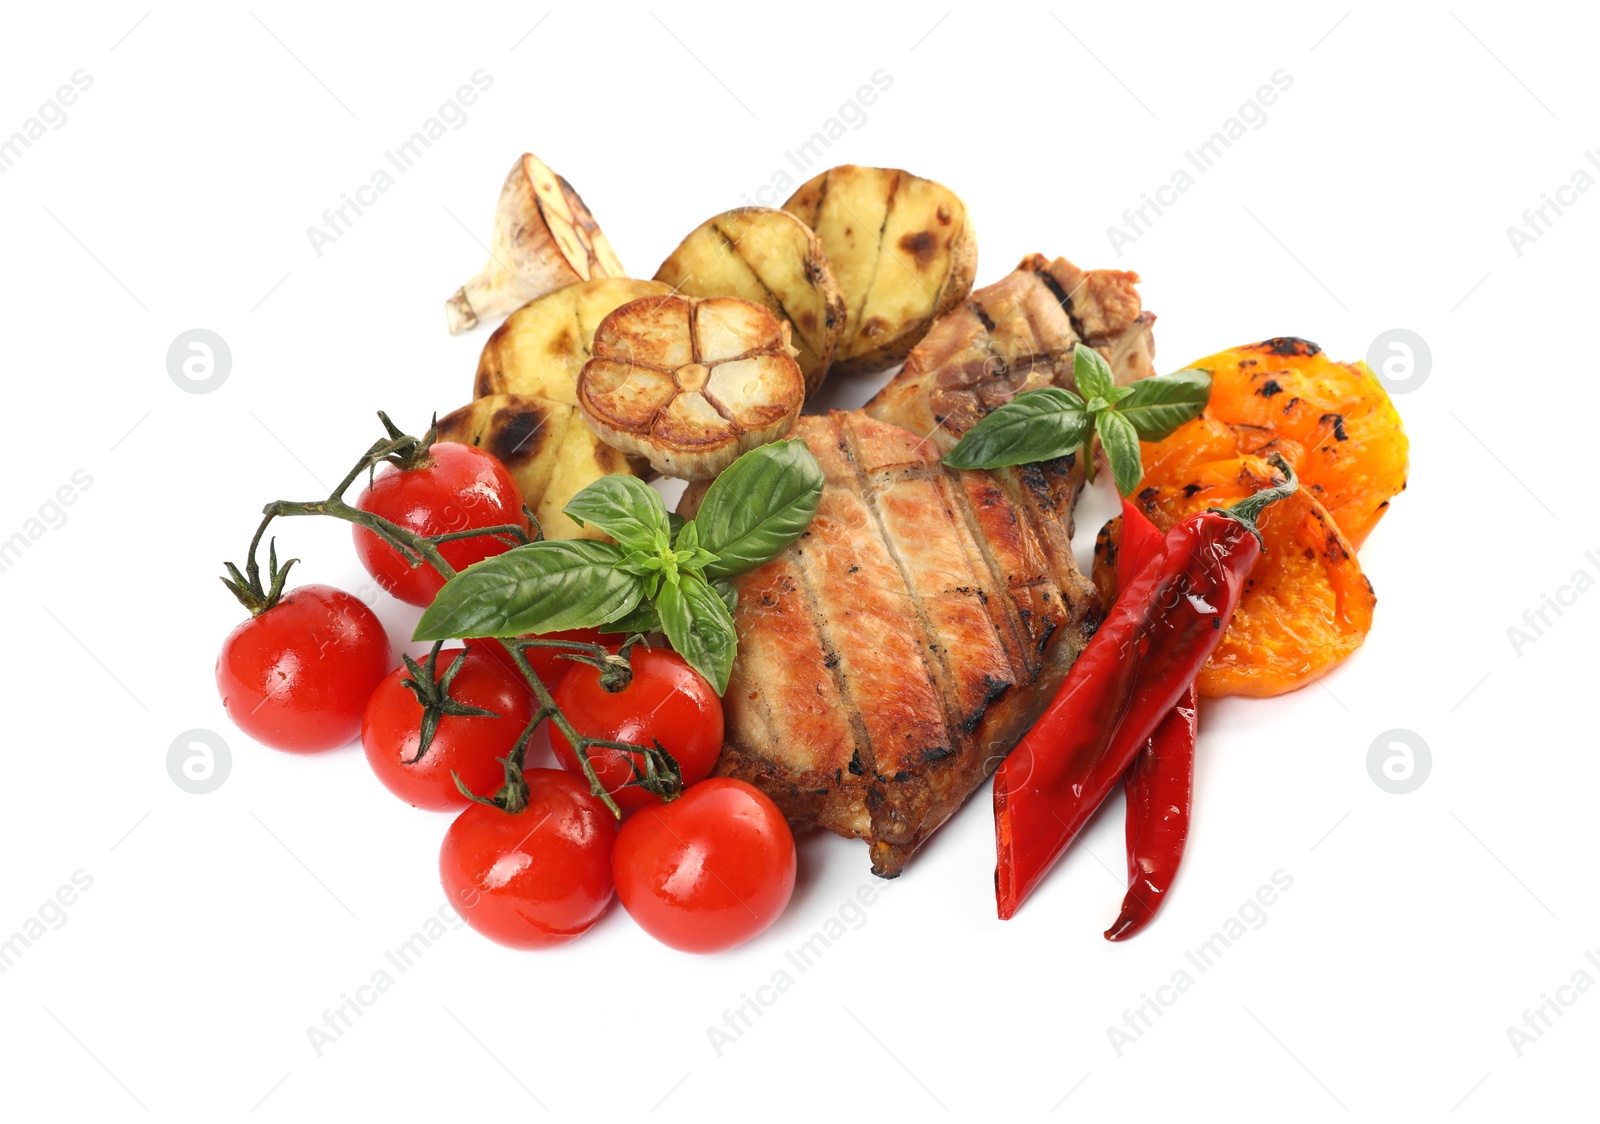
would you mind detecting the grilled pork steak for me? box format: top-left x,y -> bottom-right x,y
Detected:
866,252 -> 1155,444
683,254 -> 1155,876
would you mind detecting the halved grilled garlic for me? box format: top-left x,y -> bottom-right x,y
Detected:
445,153 -> 625,334
577,295 -> 804,480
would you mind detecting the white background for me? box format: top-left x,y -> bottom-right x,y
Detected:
1,2 -> 1594,1120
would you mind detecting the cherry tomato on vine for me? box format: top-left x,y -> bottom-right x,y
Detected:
216,584 -> 391,753
353,442 -> 529,607
613,778 -> 796,953
362,645 -> 535,811
549,646 -> 723,813
440,769 -> 618,949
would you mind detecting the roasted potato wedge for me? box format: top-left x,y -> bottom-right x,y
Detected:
536,410 -> 639,539
783,165 -> 976,376
1144,338 -> 1408,548
446,153 -> 627,334
473,277 -> 674,402
436,392 -> 635,542
578,295 -> 804,480
653,207 -> 845,393
1135,456 -> 1377,698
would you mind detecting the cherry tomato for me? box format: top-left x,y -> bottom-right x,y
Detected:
353,442 -> 528,607
440,769 -> 617,949
469,628 -> 608,690
216,584 -> 391,753
362,646 -> 535,811
550,647 -> 723,813
613,778 -> 795,953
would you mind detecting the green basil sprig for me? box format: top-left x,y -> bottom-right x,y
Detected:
942,347 -> 1212,495
414,440 -> 824,694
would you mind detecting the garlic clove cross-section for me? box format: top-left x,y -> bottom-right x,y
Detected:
577,295 -> 805,480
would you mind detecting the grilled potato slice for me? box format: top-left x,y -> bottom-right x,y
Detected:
653,207 -> 845,393
783,165 -> 976,376
577,295 -> 804,479
436,393 -> 634,542
446,153 -> 627,334
473,277 -> 674,402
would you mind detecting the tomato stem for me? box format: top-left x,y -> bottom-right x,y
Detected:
224,412 -> 682,819
399,643 -> 500,765
523,637 -> 634,693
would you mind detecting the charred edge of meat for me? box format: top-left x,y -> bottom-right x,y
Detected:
1016,461 -> 1062,513
713,751 -> 822,831
1035,616 -> 1057,655
958,675 -> 1014,736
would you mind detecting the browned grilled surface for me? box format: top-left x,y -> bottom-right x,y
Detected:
685,254 -> 1153,876
684,411 -> 1094,875
865,253 -> 1156,448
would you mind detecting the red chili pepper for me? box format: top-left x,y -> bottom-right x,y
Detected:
1104,498 -> 1197,941
993,456 -> 1296,920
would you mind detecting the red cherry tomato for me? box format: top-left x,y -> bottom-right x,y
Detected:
362,646 -> 535,811
440,769 -> 617,949
215,584 -> 391,753
353,442 -> 528,607
550,647 -> 723,813
613,778 -> 796,953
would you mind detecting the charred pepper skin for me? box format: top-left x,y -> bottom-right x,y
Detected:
1105,500 -> 1198,942
993,457 -> 1296,921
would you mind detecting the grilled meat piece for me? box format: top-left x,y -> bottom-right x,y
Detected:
685,254 -> 1156,876
866,253 -> 1156,447
683,411 -> 1096,877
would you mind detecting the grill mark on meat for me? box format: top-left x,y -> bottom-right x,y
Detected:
719,553 -> 865,835
792,416 -> 949,831
1034,259 -> 1074,310
956,470 -> 1065,658
840,456 -> 966,766
837,417 -> 1017,844
1004,459 -> 1090,611
942,470 -> 1042,683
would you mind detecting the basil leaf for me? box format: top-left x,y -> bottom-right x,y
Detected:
694,440 -> 824,580
414,541 -> 643,641
942,388 -> 1090,470
710,576 -> 738,616
1096,408 -> 1144,498
562,475 -> 668,550
656,571 -> 738,693
599,600 -> 661,635
1117,368 -> 1213,441
679,547 -> 719,574
675,519 -> 701,553
1073,345 -> 1116,400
